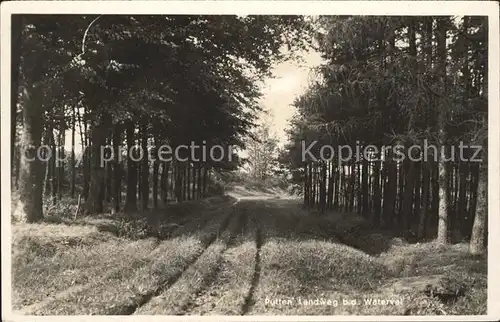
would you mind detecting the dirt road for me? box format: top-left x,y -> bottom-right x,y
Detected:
12,196 -> 486,315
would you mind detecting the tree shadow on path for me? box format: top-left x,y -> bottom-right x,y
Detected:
244,198 -> 396,256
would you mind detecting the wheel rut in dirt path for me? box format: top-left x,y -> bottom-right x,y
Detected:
14,197 -> 488,316
38,206 -> 234,316
132,207 -> 242,315
178,209 -> 248,315
115,205 -> 237,315
241,220 -> 262,315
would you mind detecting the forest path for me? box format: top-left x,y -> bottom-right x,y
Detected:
12,195 -> 485,315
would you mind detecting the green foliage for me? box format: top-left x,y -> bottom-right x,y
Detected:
245,115 -> 281,180
13,14 -> 313,218
15,15 -> 312,174
283,16 -> 487,170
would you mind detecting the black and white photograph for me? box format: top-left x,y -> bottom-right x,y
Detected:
1,1 -> 499,320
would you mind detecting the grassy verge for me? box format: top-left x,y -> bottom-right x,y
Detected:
11,197 -> 486,316
12,196 -> 237,315
29,207 -> 230,315
12,220 -> 159,310
247,201 -> 487,315
14,236 -> 158,313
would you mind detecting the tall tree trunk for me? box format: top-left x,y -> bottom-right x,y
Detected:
111,123 -> 122,214
418,163 -> 431,239
436,17 -> 450,244
167,162 -> 172,202
124,121 -> 137,212
104,138 -> 112,203
402,159 -> 416,236
397,161 -> 405,222
372,158 -> 381,226
202,165 -> 208,197
42,130 -> 51,199
84,113 -> 109,214
327,161 -> 334,210
351,163 -> 358,213
14,144 -> 21,189
175,162 -> 182,201
453,163 -> 460,219
355,162 -> 361,214
307,162 -> 313,207
159,162 -> 165,203
447,162 -> 456,232
43,127 -> 53,198
467,163 -> 479,238
413,162 -> 422,229
407,16 -> 418,227
180,164 -> 185,201
196,163 -> 202,199
50,129 -> 57,205
458,17 -> 471,238
470,25 -> 487,253
333,163 -> 340,210
137,159 -> 142,204
15,84 -> 44,222
469,163 -> 487,255
192,163 -> 197,200
57,128 -> 65,201
436,142 -> 450,244
429,160 -> 440,230
317,164 -> 321,207
382,150 -> 397,228
140,119 -> 149,210
312,163 -> 316,207
152,136 -> 159,209
76,106 -> 88,199
206,168 -> 212,195
71,105 -> 76,198
193,164 -> 197,200
422,16 -> 439,236
361,158 -> 369,217
458,161 -> 469,237
187,163 -> 192,201
81,106 -> 90,200
341,164 -> 347,211
11,15 -> 22,189
183,164 -> 188,201
319,162 -> 327,212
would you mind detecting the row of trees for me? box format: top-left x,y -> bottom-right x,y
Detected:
245,112 -> 281,181
282,16 -> 488,254
12,15 -> 311,222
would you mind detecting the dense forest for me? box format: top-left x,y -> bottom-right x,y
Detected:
9,14 -> 490,316
282,16 -> 488,254
11,15 -> 488,254
11,15 -> 310,221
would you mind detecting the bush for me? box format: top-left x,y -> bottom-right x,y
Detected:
214,169 -> 291,193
